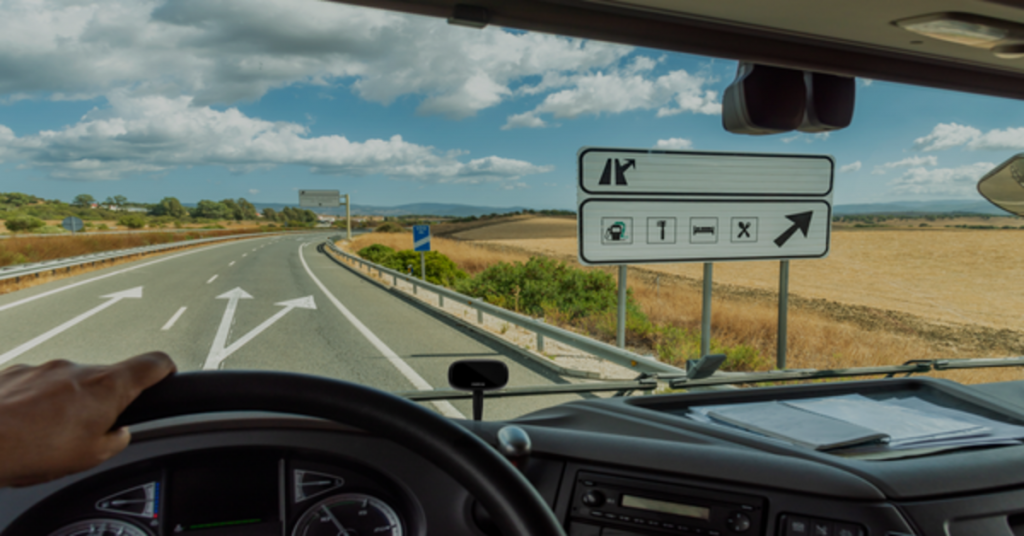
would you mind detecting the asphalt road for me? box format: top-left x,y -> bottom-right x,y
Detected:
0,233 -> 580,420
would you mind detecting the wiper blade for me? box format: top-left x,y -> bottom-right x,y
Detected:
396,379 -> 657,401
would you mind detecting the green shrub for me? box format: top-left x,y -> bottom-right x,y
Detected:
35,225 -> 68,234
382,250 -> 468,287
358,244 -> 396,264
117,214 -> 146,229
5,214 -> 45,232
374,222 -> 406,233
97,224 -> 110,230
456,257 -> 621,320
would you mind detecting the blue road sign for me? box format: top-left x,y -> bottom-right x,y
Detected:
413,225 -> 430,252
62,216 -> 84,233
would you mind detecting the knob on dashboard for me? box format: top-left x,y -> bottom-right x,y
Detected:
581,490 -> 606,507
727,512 -> 752,532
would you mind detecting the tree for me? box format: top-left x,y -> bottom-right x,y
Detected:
118,214 -> 146,229
72,194 -> 95,208
5,215 -> 45,232
103,195 -> 128,207
191,200 -> 233,220
152,197 -> 187,219
236,198 -> 258,220
262,208 -> 277,221
220,199 -> 241,220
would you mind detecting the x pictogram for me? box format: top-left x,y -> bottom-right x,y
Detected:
737,221 -> 752,238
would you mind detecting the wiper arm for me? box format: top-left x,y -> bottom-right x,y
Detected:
395,379 -> 657,401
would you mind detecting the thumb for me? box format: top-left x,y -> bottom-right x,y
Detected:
95,427 -> 132,464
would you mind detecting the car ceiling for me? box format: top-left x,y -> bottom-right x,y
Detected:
329,0 -> 1024,101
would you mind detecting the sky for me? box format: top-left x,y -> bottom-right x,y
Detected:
1,0 -> 1024,210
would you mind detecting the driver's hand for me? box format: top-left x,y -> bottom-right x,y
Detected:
0,352 -> 175,488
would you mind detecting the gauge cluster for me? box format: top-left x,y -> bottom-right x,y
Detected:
5,448 -> 417,536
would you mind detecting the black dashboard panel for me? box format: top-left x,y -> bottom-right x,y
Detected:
8,377 -> 1024,535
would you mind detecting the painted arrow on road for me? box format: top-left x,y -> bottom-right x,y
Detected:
774,211 -> 814,248
203,292 -> 316,370
0,286 -> 143,366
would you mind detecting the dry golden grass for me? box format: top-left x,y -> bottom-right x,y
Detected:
349,218 -> 1024,385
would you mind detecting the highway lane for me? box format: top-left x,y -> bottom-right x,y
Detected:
0,233 -> 580,420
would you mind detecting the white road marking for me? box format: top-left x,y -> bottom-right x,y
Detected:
228,261 -> 236,267
161,306 -> 187,331
0,240 -> 261,313
242,253 -> 248,257
204,287 -> 253,369
204,295 -> 316,370
206,274 -> 218,284
297,244 -> 465,419
0,287 -> 143,366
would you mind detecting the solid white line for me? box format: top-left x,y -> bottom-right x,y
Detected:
297,244 -> 464,419
161,306 -> 187,331
0,240 -> 253,314
206,274 -> 218,284
229,261 -> 236,267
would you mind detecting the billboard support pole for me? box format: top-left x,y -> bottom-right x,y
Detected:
778,260 -> 790,370
344,194 -> 351,241
701,263 -> 713,357
420,252 -> 426,281
617,265 -> 628,348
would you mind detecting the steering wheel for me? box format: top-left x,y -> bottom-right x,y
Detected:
114,371 -> 566,536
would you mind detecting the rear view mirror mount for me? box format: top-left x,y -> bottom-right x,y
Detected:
448,359 -> 509,421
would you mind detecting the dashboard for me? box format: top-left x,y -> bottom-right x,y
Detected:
4,377 -> 1024,536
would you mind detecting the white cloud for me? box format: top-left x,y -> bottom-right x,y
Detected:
838,161 -> 861,173
0,0 -> 631,119
968,127 -> 1024,150
502,59 -> 720,129
501,112 -> 547,130
871,155 -> 938,174
248,189 -> 260,195
888,162 -> 995,197
0,94 -> 553,183
913,123 -> 983,151
654,138 -> 693,150
860,79 -> 873,87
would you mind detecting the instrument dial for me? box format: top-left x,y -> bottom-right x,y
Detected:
292,493 -> 402,536
48,518 -> 152,536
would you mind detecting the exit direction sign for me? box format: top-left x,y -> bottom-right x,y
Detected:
299,189 -> 340,207
577,148 -> 834,265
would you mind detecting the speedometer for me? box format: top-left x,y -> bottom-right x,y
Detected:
48,519 -> 152,536
292,493 -> 403,536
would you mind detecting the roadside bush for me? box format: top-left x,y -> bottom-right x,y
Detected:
118,214 -> 146,229
5,214 -> 45,232
358,244 -> 396,264
456,257 -> 620,320
374,222 -> 406,233
35,225 -> 68,234
382,250 -> 468,287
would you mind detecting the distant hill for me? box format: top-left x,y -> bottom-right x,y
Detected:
833,199 -> 1008,216
251,202 -> 531,218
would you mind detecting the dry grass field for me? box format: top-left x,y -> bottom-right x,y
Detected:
350,220 -> 1024,385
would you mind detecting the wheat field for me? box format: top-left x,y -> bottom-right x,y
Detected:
350,223 -> 1024,384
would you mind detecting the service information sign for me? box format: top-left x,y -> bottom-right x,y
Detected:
299,189 -> 340,207
577,148 -> 834,265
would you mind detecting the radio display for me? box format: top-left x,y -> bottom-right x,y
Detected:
620,495 -> 710,520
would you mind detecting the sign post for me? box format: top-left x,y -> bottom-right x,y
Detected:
413,225 -> 430,281
62,216 -> 84,234
577,147 -> 834,363
299,190 -> 351,240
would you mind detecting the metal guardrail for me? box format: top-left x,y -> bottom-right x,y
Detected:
324,240 -> 686,376
325,239 -> 1024,390
0,231 -> 301,284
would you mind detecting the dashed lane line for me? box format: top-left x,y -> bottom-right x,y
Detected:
297,244 -> 465,419
206,274 -> 219,284
161,306 -> 187,331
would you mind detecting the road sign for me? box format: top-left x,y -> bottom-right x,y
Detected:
413,225 -> 430,252
299,189 -> 341,207
577,148 -> 833,265
62,216 -> 84,233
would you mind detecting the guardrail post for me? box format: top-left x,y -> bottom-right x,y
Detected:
477,309 -> 484,324
439,294 -> 444,307
537,318 -> 545,353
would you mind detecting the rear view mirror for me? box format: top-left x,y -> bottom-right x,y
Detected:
977,156 -> 1024,216
448,359 -> 509,391
798,72 -> 855,132
723,63 -> 855,135
723,63 -> 806,135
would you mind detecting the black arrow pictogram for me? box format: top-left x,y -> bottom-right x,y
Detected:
774,211 -> 813,247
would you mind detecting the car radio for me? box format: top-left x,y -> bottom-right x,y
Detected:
568,471 -> 766,536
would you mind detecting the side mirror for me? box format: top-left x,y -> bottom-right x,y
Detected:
977,156 -> 1024,216
449,359 -> 508,421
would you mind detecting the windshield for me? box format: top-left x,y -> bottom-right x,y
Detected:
0,0 -> 1021,421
